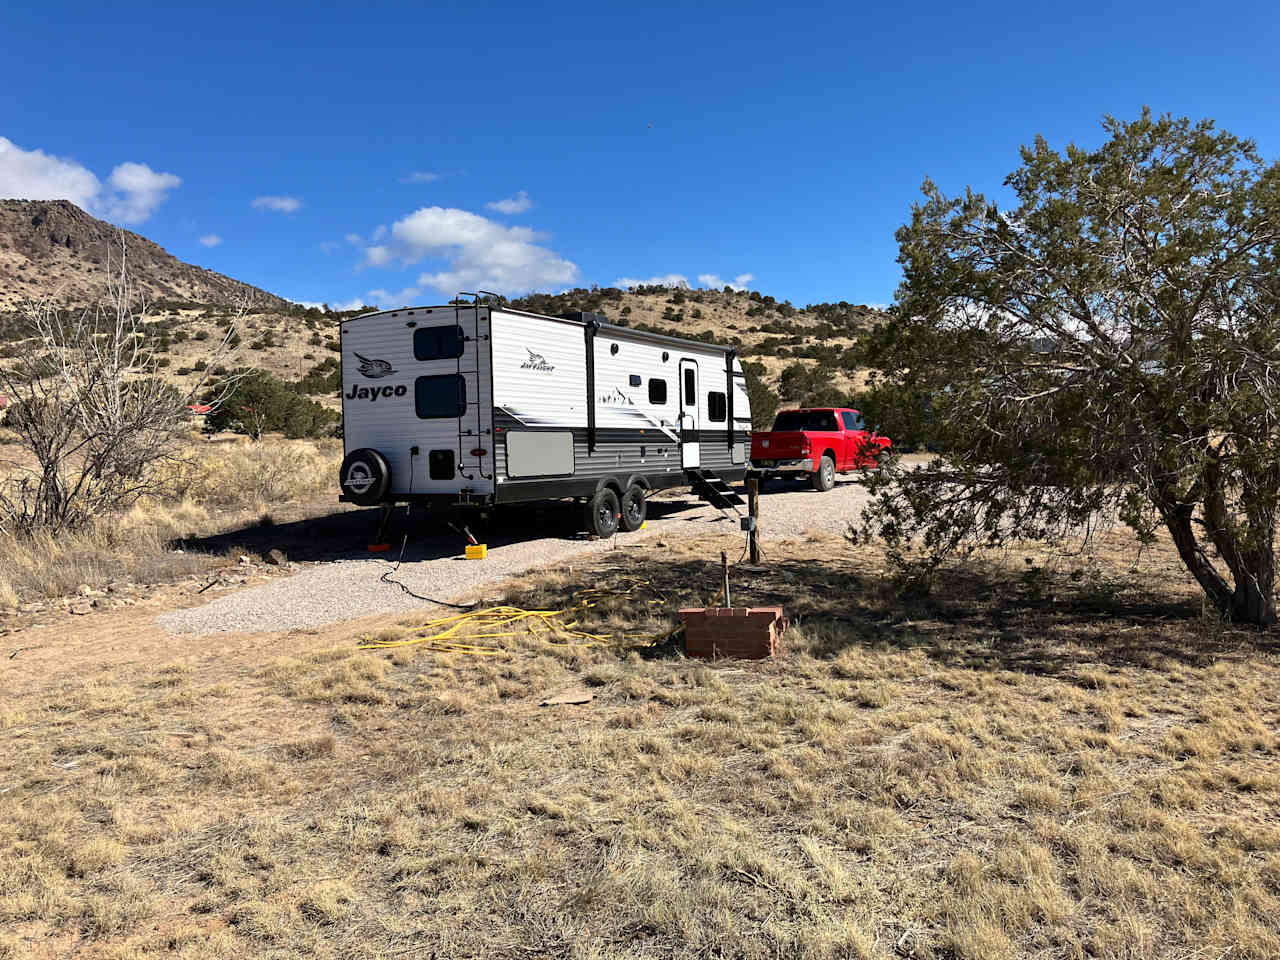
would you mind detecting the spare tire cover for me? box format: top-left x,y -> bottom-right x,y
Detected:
340,448 -> 391,505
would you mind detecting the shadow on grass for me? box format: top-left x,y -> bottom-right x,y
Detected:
508,549 -> 1280,676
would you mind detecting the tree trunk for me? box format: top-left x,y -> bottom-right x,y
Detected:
1161,501 -> 1235,616
1162,500 -> 1277,626
1230,547 -> 1277,626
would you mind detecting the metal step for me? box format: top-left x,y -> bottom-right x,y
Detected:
686,469 -> 745,511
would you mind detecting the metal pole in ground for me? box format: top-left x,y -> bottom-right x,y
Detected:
746,474 -> 761,565
721,550 -> 731,608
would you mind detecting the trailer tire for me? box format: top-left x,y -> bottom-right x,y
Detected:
340,448 -> 391,506
620,484 -> 647,532
585,488 -> 621,538
811,454 -> 836,492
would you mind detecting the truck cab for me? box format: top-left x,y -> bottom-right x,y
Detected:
750,407 -> 891,491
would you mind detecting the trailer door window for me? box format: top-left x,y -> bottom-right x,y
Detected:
648,378 -> 667,405
707,391 -> 727,422
415,374 -> 466,418
683,368 -> 696,406
413,325 -> 465,361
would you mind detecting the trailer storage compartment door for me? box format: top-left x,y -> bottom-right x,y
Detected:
505,430 -> 574,478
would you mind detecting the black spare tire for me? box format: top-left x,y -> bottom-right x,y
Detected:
340,448 -> 391,505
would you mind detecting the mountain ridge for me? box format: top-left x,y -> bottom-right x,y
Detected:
0,199 -> 291,310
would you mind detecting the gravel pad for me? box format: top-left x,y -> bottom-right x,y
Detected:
156,480 -> 873,635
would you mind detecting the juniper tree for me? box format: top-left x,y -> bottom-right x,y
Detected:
862,110 -> 1280,625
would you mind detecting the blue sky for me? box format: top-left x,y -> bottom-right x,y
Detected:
3,1 -> 1279,310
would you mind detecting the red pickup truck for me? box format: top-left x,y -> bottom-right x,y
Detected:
751,407 -> 891,491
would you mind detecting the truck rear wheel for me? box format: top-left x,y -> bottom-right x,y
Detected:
585,488 -> 621,538
811,454 -> 836,492
620,484 -> 647,532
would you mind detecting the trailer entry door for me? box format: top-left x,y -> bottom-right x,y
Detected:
679,358 -> 700,469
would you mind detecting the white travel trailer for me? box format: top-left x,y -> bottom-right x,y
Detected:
338,304 -> 752,536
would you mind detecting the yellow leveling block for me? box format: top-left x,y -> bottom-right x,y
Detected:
465,543 -> 488,560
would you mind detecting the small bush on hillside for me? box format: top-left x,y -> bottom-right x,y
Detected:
203,369 -> 340,440
297,357 -> 340,395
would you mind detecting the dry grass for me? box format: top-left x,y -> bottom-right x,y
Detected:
0,437 -> 339,606
2,531 -> 1279,958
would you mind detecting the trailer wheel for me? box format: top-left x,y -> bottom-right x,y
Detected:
620,484 -> 647,532
585,488 -> 621,538
340,448 -> 391,506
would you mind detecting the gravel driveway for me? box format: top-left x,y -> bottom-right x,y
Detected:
157,477 -> 874,635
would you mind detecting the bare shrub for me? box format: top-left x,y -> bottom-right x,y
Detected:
0,241 -> 241,535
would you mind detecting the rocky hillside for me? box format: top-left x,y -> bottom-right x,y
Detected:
0,206 -> 891,420
0,199 -> 290,310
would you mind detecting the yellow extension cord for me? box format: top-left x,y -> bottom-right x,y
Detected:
356,577 -> 723,657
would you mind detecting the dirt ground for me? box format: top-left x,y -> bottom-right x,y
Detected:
3,521 -> 1280,959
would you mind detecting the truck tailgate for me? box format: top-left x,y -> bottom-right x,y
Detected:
752,431 -> 810,460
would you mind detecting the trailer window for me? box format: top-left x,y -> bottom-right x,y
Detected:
683,368 -> 695,406
707,391 -> 727,422
414,374 -> 466,419
413,325 -> 465,361
648,378 -> 667,405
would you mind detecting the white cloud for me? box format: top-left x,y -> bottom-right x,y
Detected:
344,232 -> 362,245
401,171 -> 441,183
291,299 -> 326,309
366,286 -> 421,307
101,162 -> 181,223
199,234 -> 223,247
0,136 -> 180,224
363,205 -> 578,295
331,298 -> 367,312
0,136 -> 101,208
252,195 -> 302,213
371,224 -> 387,241
485,190 -> 531,215
696,272 -> 754,291
614,274 -> 690,290
364,245 -> 393,267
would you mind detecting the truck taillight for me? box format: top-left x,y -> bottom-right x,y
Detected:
801,438 -> 811,455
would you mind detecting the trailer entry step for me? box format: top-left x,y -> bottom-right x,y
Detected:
686,469 -> 746,510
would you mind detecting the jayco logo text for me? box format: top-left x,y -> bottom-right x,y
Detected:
345,384 -> 407,402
